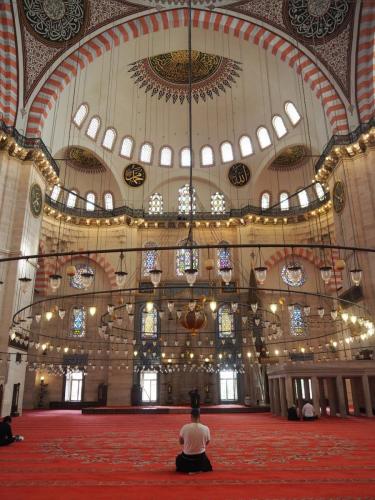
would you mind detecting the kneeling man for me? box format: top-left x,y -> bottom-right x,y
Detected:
176,408 -> 212,473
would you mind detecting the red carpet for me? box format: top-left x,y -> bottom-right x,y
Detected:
1,411 -> 375,499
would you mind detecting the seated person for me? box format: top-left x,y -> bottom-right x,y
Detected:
0,416 -> 20,446
176,408 -> 212,473
287,404 -> 299,421
301,400 -> 317,421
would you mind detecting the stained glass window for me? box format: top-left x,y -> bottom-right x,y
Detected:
272,115 -> 287,138
220,142 -> 234,163
86,117 -> 100,140
73,104 -> 88,127
140,142 -> 153,164
141,306 -> 158,339
148,193 -> 163,214
70,264 -> 95,289
261,192 -> 270,210
281,262 -> 306,287
71,307 -> 86,337
102,128 -> 117,150
104,192 -> 113,210
143,242 -> 158,276
176,240 -> 199,276
217,243 -> 231,272
289,304 -> 306,336
178,184 -> 196,215
239,135 -> 253,157
120,136 -> 134,158
285,102 -> 301,125
211,192 -> 226,214
257,126 -> 272,149
280,192 -> 289,211
218,304 -> 234,338
201,146 -> 214,166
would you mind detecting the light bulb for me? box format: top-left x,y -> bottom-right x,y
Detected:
115,271 -> 128,288
107,304 -> 115,315
64,347 -> 69,353
146,301 -> 154,313
247,352 -> 252,358
250,303 -> 258,313
274,349 -> 279,356
188,301 -> 196,312
58,308 -> 66,319
254,266 -> 267,284
35,314 -> 42,323
350,268 -> 362,286
209,299 -> 217,312
220,266 -> 232,285
270,303 -> 278,314
303,306 -> 311,316
350,315 -> 357,324
287,264 -> 302,283
89,306 -> 96,316
317,307 -> 325,318
45,311 -> 53,321
254,317 -> 260,326
149,269 -> 162,287
167,301 -> 174,313
126,303 -> 133,314
185,268 -> 198,286
49,274 -> 62,290
231,302 -> 238,313
80,271 -> 94,289
330,310 -> 338,320
341,312 -> 349,322
320,266 -> 333,284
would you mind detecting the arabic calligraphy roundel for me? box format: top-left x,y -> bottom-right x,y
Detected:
124,164 -> 146,188
22,0 -> 85,43
228,163 -> 251,187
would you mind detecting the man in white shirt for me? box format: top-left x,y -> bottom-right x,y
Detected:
176,408 -> 212,473
301,400 -> 317,421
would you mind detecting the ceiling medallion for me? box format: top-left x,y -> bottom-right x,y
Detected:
228,163 -> 251,187
65,147 -> 106,174
128,50 -> 242,104
269,145 -> 309,171
285,0 -> 351,42
22,0 -> 85,43
124,164 -> 146,187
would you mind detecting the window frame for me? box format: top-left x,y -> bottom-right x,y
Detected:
101,127 -> 117,151
260,191 -> 271,211
279,191 -> 290,211
148,193 -> 164,215
297,188 -> 309,208
211,192 -> 226,214
220,141 -> 234,164
180,147 -> 193,168
284,101 -> 301,126
272,115 -> 288,139
219,370 -> 238,402
85,191 -> 96,212
85,115 -> 101,141
119,135 -> 135,159
238,135 -> 254,158
50,185 -> 61,202
66,188 -> 79,209
159,145 -> 173,168
200,145 -> 215,167
139,142 -> 153,165
72,103 -> 89,129
256,126 -> 272,150
103,191 -> 114,211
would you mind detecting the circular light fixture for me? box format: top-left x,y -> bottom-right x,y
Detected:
209,299 -> 217,312
320,266 -> 333,284
341,312 -> 349,322
19,276 -> 32,293
167,301 -> 175,313
220,266 -> 232,285
35,314 -> 42,323
66,265 -> 76,277
45,311 -> 53,321
270,303 -> 278,314
149,268 -> 162,287
115,270 -> 128,288
89,306 -> 97,316
254,266 -> 267,284
317,307 -> 325,318
80,270 -> 94,289
146,301 -> 154,313
350,268 -> 362,286
330,309 -> 338,320
287,264 -> 303,283
58,308 -> 66,319
49,274 -> 62,290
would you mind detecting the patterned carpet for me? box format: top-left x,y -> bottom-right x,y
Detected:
0,410 -> 375,499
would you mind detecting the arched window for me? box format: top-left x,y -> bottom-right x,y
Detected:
86,117 -> 101,140
211,192 -> 226,214
176,239 -> 199,276
104,192 -> 113,210
160,146 -> 172,167
73,104 -> 88,127
257,127 -> 272,149
120,136 -> 134,158
261,192 -> 271,210
289,304 -> 307,336
297,189 -> 309,208
180,147 -> 192,167
66,190 -> 78,208
220,141 -> 234,163
272,115 -> 287,138
141,304 -> 158,339
201,145 -> 214,166
239,135 -> 253,157
148,193 -> 163,214
217,242 -> 231,272
315,182 -> 325,201
70,264 -> 95,289
178,184 -> 196,215
50,185 -> 61,201
143,242 -> 158,276
139,142 -> 153,164
285,102 -> 301,125
218,304 -> 234,338
71,306 -> 86,337
102,128 -> 117,150
280,192 -> 289,211
86,192 -> 95,211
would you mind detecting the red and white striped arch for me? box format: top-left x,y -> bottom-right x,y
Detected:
356,1 -> 375,123
26,8 -> 349,137
264,246 -> 342,293
0,0 -> 18,126
35,250 -> 117,295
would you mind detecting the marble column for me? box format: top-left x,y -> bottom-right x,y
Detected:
319,378 -> 327,416
279,377 -> 287,418
274,378 -> 281,416
303,378 -> 310,400
269,378 -> 274,414
336,376 -> 347,418
350,378 -> 361,416
296,378 -> 303,416
285,376 -> 294,408
327,378 -> 337,417
362,375 -> 374,417
311,376 -> 320,418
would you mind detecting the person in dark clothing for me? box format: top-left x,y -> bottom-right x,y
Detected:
189,388 -> 200,409
287,405 -> 299,421
0,416 -> 15,446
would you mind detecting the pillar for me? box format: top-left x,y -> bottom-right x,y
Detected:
279,377 -> 287,418
285,376 -> 294,408
350,378 -> 361,416
319,378 -> 327,416
311,376 -> 320,417
269,378 -> 274,414
273,378 -> 281,416
362,375 -> 374,417
296,378 -> 303,416
336,376 -> 347,418
327,378 -> 337,417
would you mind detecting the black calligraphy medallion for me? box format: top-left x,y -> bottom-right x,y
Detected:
124,164 -> 146,187
228,163 -> 251,187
